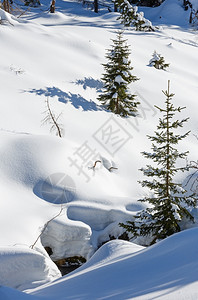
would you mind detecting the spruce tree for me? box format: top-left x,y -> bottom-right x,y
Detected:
120,81 -> 196,244
98,31 -> 139,117
149,51 -> 170,70
114,0 -> 154,31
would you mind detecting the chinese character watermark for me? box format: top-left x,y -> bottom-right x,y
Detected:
126,92 -> 157,132
93,116 -> 132,156
68,91 -> 157,182
40,173 -> 76,204
68,141 -> 101,182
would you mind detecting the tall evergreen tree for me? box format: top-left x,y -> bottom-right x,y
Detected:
98,31 -> 139,117
120,81 -> 196,244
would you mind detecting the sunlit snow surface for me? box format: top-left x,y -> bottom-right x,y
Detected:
0,0 -> 198,298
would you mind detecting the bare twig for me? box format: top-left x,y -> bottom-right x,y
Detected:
89,160 -> 101,170
30,206 -> 64,249
108,166 -> 118,172
17,6 -> 31,18
42,97 -> 63,138
193,134 -> 198,140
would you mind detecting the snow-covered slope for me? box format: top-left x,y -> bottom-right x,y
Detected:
0,286 -> 40,300
0,0 -> 198,297
31,228 -> 198,300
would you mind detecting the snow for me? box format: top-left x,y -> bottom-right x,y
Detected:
0,286 -> 40,300
30,229 -> 198,300
0,0 -> 198,298
40,213 -> 94,261
114,74 -> 127,84
191,0 -> 198,10
0,246 -> 61,290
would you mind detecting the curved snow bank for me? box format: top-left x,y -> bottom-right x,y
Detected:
78,239 -> 145,270
67,203 -> 134,231
41,214 -> 94,261
0,131 -> 135,256
0,246 -> 61,291
31,228 -> 198,300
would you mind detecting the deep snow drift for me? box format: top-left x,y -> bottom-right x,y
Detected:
30,228 -> 198,300
0,0 -> 198,298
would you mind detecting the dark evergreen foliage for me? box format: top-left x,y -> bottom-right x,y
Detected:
120,81 -> 197,244
98,31 -> 139,117
149,51 -> 169,70
114,0 -> 154,31
24,0 -> 40,6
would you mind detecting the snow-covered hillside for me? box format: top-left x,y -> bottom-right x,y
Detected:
0,0 -> 198,298
31,228 -> 198,300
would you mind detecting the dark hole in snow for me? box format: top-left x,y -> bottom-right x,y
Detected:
58,265 -> 80,276
55,256 -> 86,276
44,246 -> 53,256
98,232 -> 129,248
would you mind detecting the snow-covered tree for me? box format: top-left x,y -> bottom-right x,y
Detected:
120,81 -> 197,244
149,51 -> 169,70
98,31 -> 139,117
114,0 -> 154,31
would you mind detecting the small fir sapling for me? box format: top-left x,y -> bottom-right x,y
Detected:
149,51 -> 170,70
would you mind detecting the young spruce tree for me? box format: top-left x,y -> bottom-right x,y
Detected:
114,0 -> 154,31
98,31 -> 139,117
149,51 -> 169,70
120,81 -> 196,244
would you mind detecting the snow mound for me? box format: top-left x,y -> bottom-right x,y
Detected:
0,8 -> 19,25
78,239 -> 144,269
143,0 -> 191,26
31,228 -> 198,300
40,214 -> 94,261
0,246 -> 61,291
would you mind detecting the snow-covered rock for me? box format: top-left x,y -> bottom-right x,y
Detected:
0,246 -> 61,291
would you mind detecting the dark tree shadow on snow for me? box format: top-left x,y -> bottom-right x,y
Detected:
33,173 -> 77,204
24,86 -> 101,111
73,77 -> 103,92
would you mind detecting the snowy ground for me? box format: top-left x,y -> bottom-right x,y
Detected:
0,0 -> 198,298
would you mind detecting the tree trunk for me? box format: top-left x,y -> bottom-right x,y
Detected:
50,0 -> 55,13
116,97 -> 119,114
94,0 -> 98,13
165,80 -> 170,199
3,0 -> 10,13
